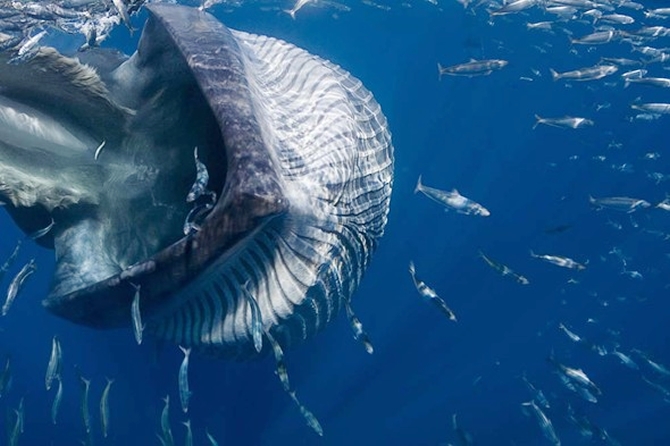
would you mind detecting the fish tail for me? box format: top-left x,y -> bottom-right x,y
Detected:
532,115 -> 542,129
179,346 -> 191,357
414,175 -> 423,194
408,261 -> 415,275
624,78 -> 630,88
283,9 -> 297,19
437,63 -> 443,81
549,68 -> 559,81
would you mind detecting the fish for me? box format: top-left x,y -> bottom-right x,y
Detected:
79,376 -> 91,434
437,59 -> 508,79
478,250 -> 529,284
160,395 -> 174,446
241,284 -> 263,353
111,0 -> 134,34
548,355 -> 601,396
521,373 -> 550,409
28,218 -> 55,240
183,420 -> 193,446
266,331 -> 291,392
186,146 -> 210,203
8,409 -> 20,446
609,350 -> 638,370
178,346 -> 191,414
0,240 -> 21,284
408,261 -> 457,322
2,258 -> 37,316
625,77 -> 670,88
632,350 -> 670,377
415,176 -> 490,216
131,284 -> 144,345
549,64 -> 618,81
51,377 -> 63,424
0,355 -> 11,398
530,251 -> 586,270
45,335 -> 62,390
558,323 -> 582,342
521,400 -> 560,446
533,115 -> 594,129
289,391 -> 323,436
344,300 -> 374,354
631,103 -> 670,114
100,377 -> 114,437
17,396 -> 24,433
0,4 -> 393,361
589,195 -> 651,212
205,428 -> 220,446
93,140 -> 106,160
570,30 -> 616,45
490,0 -> 536,16
9,29 -> 47,64
599,13 -> 634,24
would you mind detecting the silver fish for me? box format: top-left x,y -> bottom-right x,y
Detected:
178,346 -> 191,414
28,218 -> 55,240
533,115 -> 593,129
530,251 -> 586,270
571,30 -> 616,45
112,0 -> 133,34
549,64 -> 618,81
51,377 -> 63,425
100,377 -> 114,438
9,29 -> 47,64
610,350 -> 638,370
2,258 -> 37,316
289,391 -> 323,436
549,356 -> 601,396
632,350 -> 670,377
408,261 -> 457,322
205,428 -> 220,446
453,413 -> 474,445
558,323 -> 582,342
344,300 -> 374,354
45,335 -> 62,390
625,77 -> 670,88
599,13 -> 634,24
186,147 -> 210,203
522,400 -> 560,445
631,103 -> 670,114
131,284 -> 144,345
521,374 -> 550,409
17,396 -> 24,434
589,195 -> 651,212
241,284 -> 263,353
0,239 -> 22,284
284,0 -> 314,19
478,251 -> 529,284
8,409 -> 20,446
266,331 -> 291,392
80,376 -> 91,434
0,355 -> 11,398
415,176 -> 490,216
160,395 -> 174,446
490,0 -> 536,16
437,59 -> 508,79
93,140 -> 106,160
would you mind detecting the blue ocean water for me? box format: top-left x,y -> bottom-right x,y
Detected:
1,1 -> 670,445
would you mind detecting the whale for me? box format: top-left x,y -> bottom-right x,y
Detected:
0,4 -> 393,358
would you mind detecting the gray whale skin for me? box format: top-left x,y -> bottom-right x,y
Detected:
0,4 -> 393,358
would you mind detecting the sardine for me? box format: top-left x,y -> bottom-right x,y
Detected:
571,30 -> 616,44
631,103 -> 670,114
490,0 -> 536,16
205,428 -> 220,446
408,261 -> 457,322
534,115 -> 593,129
625,77 -> 670,88
589,195 -> 651,212
437,59 -> 508,79
610,350 -> 638,370
17,396 -> 24,434
344,300 -> 374,354
289,391 -> 323,436
160,395 -> 174,446
0,355 -> 11,398
266,331 -> 291,392
2,258 -> 37,316
8,409 -> 20,446
478,251 -> 530,284
79,376 -> 91,434
186,147 -> 210,203
415,176 -> 490,216
452,413 -> 474,445
131,284 -> 144,345
521,373 -> 550,409
558,323 -> 582,342
0,240 -> 22,284
530,251 -> 586,270
100,377 -> 114,438
241,284 -> 263,353
45,335 -> 61,390
178,346 -> 191,414
521,400 -> 560,445
28,218 -> 55,240
549,64 -> 618,81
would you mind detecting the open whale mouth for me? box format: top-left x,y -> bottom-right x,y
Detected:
0,5 -> 393,357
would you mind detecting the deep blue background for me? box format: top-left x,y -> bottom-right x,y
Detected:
2,1 -> 670,445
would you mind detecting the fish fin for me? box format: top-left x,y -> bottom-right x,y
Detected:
529,249 -> 536,257
437,63 -> 444,81
451,188 -> 459,194
624,78 -> 631,88
549,68 -> 559,81
414,175 -> 423,194
408,261 -> 415,275
283,9 -> 297,19
179,346 -> 191,357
